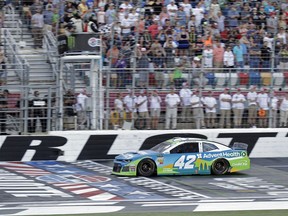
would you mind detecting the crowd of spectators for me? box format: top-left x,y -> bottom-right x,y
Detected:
19,0 -> 288,87
110,85 -> 288,130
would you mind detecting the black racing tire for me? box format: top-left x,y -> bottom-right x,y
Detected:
211,159 -> 230,175
137,159 -> 156,177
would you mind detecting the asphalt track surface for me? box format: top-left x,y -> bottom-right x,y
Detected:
0,158 -> 287,215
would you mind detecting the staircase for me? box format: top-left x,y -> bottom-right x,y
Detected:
2,7 -> 56,93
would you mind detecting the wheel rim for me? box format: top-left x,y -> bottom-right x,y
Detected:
215,160 -> 227,173
141,162 -> 152,173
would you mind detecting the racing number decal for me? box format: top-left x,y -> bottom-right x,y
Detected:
174,155 -> 197,169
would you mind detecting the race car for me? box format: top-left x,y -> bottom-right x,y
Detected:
112,137 -> 250,177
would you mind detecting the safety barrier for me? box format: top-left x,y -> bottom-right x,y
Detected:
0,129 -> 286,161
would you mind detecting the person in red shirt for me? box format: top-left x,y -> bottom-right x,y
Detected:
148,20 -> 159,39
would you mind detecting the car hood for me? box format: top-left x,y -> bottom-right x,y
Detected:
115,150 -> 156,160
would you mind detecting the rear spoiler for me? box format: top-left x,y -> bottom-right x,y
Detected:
232,142 -> 248,150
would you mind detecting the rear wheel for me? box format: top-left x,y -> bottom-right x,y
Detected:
137,159 -> 156,177
211,159 -> 229,175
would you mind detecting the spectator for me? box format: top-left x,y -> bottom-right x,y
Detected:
136,90 -> 150,130
29,91 -> 47,133
43,4 -> 53,33
270,91 -> 278,128
227,4 -> 240,28
279,92 -> 288,127
63,89 -> 76,130
76,89 -> 89,129
223,46 -> 235,71
233,40 -> 244,72
249,41 -> 261,73
213,41 -> 224,72
165,87 -> 180,130
191,56 -> 208,87
203,90 -> 217,128
172,63 -> 186,89
257,87 -> 269,128
31,8 -> 44,49
261,41 -> 272,72
114,92 -> 124,128
247,85 -> 258,128
123,89 -> 137,122
149,90 -> 162,130
105,3 -> 116,25
279,44 -> 288,71
177,26 -> 190,56
167,0 -> 178,25
203,45 -> 213,68
219,88 -> 232,128
232,88 -> 246,128
0,51 -> 7,81
0,89 -> 8,135
137,48 -> 150,88
179,82 -> 192,123
190,89 -> 205,129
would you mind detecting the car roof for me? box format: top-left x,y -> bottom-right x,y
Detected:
167,137 -> 208,145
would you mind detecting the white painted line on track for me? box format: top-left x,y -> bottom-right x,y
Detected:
198,199 -> 255,202
58,202 -> 118,206
194,201 -> 288,212
4,206 -> 125,215
265,165 -> 288,168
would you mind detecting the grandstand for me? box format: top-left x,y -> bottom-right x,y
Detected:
0,0 -> 288,134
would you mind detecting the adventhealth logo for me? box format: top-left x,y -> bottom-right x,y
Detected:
203,152 -> 241,159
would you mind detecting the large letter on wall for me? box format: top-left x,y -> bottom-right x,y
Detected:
0,136 -> 67,161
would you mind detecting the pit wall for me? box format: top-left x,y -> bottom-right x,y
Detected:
0,129 -> 287,161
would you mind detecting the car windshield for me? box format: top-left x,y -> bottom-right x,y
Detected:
150,141 -> 172,153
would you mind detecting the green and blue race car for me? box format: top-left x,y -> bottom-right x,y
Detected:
112,137 -> 250,177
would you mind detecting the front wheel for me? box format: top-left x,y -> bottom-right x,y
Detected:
211,159 -> 229,175
137,159 -> 156,177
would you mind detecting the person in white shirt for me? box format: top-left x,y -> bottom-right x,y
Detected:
167,0 -> 178,25
179,82 -> 192,122
76,89 -> 89,128
128,8 -> 139,27
269,91 -> 278,128
279,92 -> 288,127
136,89 -> 150,129
247,85 -> 258,127
232,88 -> 246,128
203,90 -> 217,128
190,90 -> 205,129
114,92 -> 124,128
257,88 -> 269,128
219,88 -> 232,128
123,89 -> 137,122
121,14 -> 131,38
203,45 -> 213,68
149,90 -> 162,130
223,46 -> 235,69
180,0 -> 193,17
165,88 -> 180,129
119,1 -> 133,13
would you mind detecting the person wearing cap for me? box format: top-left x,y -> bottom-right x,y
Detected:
137,47 -> 150,88
266,11 -> 277,34
190,90 -> 205,129
203,90 -> 217,128
0,89 -> 9,135
179,82 -> 192,123
219,88 -> 232,128
279,92 -> 288,127
257,88 -> 269,128
136,90 -> 150,130
247,85 -> 258,128
105,3 -> 116,25
149,90 -> 162,130
192,57 -> 208,87
165,87 -> 180,130
167,0 -> 178,25
232,88 -> 246,128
